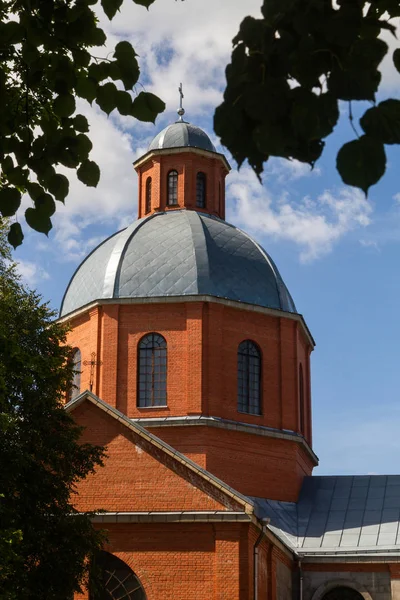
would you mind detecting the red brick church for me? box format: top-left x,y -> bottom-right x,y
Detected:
61,109 -> 400,600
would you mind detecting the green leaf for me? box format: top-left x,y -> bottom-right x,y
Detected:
35,193 -> 56,217
77,160 -> 100,187
25,207 -> 52,235
7,166 -> 28,188
53,94 -> 76,118
130,92 -> 165,123
113,41 -> 140,90
88,61 -> 110,83
336,135 -> 386,194
393,48 -> 400,73
116,91 -> 133,115
96,82 -> 118,115
72,48 -> 91,68
101,0 -> 123,20
2,20 -> 24,44
73,114 -> 89,133
47,174 -> 69,202
8,222 -> 24,249
76,77 -> 98,104
0,188 -> 22,217
360,99 -> 400,144
132,0 -> 156,7
26,182 -> 45,201
76,134 -> 93,158
1,156 -> 14,174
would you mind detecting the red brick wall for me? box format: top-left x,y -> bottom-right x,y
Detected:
73,401 -> 228,513
135,150 -> 228,219
76,522 -> 248,600
152,425 -> 314,501
65,299 -> 315,502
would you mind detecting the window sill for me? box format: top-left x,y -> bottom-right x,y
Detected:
237,410 -> 262,417
137,405 -> 169,410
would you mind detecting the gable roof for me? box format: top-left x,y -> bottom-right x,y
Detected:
253,475 -> 400,557
66,390 -> 255,516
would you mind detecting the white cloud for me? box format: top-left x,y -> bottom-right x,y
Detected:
16,260 -> 50,287
227,167 -> 372,262
359,239 -> 380,251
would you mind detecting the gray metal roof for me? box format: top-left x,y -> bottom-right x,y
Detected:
148,121 -> 216,152
253,475 -> 400,555
60,210 -> 296,317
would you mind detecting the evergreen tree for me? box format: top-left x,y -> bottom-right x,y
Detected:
0,221 -> 105,599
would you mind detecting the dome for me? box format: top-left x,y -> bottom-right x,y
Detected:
148,121 -> 216,153
60,211 -> 296,317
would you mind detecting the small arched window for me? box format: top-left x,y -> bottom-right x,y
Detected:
137,333 -> 167,407
237,340 -> 261,415
196,172 -> 206,208
299,363 -> 305,434
68,348 -> 81,401
145,177 -> 152,214
167,170 -> 178,206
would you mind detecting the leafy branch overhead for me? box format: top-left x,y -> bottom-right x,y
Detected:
214,0 -> 400,195
0,0 -> 165,248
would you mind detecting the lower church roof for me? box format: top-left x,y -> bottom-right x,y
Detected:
253,475 -> 400,556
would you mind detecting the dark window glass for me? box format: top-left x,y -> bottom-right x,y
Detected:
90,551 -> 146,600
145,177 -> 152,213
167,170 -> 178,205
299,363 -> 305,434
137,333 -> 167,407
196,172 -> 206,208
237,340 -> 261,415
68,348 -> 81,401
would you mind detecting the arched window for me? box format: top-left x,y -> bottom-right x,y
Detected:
167,170 -> 178,206
196,172 -> 206,208
90,551 -> 146,600
68,348 -> 81,401
299,363 -> 305,434
237,340 -> 261,415
137,333 -> 167,407
145,177 -> 152,213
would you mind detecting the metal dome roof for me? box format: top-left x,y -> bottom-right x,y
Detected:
148,121 -> 216,153
60,211 -> 296,317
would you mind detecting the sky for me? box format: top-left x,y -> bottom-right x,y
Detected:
12,0 -> 400,476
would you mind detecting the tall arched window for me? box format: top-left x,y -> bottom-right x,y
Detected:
299,363 -> 305,434
90,551 -> 146,600
145,176 -> 152,214
196,172 -> 206,208
137,333 -> 167,407
237,340 -> 261,415
68,348 -> 81,401
167,170 -> 178,205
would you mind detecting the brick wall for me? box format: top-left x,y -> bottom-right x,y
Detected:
72,401 -> 229,513
135,149 -> 228,219
65,299 -> 315,502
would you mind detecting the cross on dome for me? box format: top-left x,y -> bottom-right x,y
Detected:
177,82 -> 185,121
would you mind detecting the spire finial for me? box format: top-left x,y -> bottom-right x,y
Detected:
177,83 -> 185,121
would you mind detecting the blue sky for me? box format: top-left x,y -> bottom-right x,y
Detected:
12,0 -> 400,476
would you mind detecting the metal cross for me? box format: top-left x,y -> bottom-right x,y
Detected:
83,351 -> 102,392
177,82 -> 185,120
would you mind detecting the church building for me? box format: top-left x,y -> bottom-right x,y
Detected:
61,107 -> 400,600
